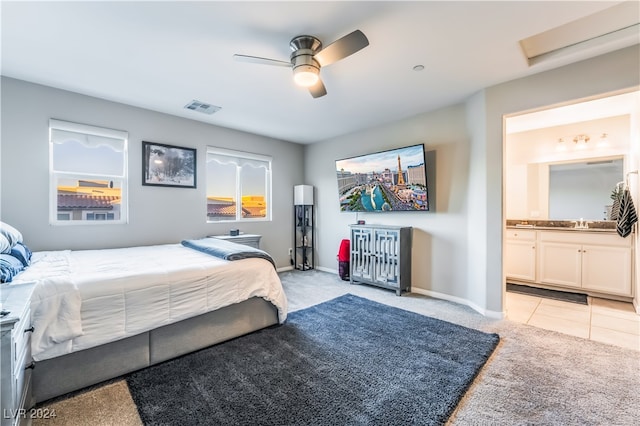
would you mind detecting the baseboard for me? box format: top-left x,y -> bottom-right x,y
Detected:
277,266 -> 336,273
306,267 -> 505,319
315,266 -> 337,274
411,287 -> 505,319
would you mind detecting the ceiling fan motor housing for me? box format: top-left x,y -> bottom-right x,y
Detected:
233,30 -> 367,97
290,37 -> 321,71
290,36 -> 322,86
291,52 -> 320,73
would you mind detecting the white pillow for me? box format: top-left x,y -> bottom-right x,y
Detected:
0,221 -> 23,248
0,234 -> 11,254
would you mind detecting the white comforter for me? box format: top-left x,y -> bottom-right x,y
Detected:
12,244 -> 288,362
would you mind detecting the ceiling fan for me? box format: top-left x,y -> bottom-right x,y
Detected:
233,29 -> 369,98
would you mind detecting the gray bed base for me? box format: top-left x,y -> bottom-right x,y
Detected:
32,297 -> 279,404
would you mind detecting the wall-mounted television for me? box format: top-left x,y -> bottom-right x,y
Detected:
335,144 -> 429,212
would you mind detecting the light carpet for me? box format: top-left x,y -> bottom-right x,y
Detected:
33,269 -> 640,425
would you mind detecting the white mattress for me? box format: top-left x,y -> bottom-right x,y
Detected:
11,243 -> 288,361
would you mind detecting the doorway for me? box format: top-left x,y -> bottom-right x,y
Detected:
503,90 -> 640,351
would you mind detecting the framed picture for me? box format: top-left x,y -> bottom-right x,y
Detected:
142,141 -> 196,188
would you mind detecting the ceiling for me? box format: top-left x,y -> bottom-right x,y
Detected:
2,1 -> 638,145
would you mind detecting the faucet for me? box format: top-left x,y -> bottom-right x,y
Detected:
573,218 -> 589,229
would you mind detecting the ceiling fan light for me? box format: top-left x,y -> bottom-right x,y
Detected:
293,65 -> 319,87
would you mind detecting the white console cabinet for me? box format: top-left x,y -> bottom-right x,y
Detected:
1,283 -> 36,426
349,225 -> 412,296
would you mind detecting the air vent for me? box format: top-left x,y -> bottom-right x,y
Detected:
184,100 -> 222,115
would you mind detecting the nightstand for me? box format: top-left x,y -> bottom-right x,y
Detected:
208,234 -> 262,249
1,282 -> 36,426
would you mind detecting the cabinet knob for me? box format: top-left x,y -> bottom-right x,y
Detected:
24,326 -> 34,333
25,361 -> 35,370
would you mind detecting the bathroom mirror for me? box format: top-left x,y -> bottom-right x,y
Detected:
548,157 -> 623,220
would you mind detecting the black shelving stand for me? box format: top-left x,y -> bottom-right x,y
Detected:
294,204 -> 314,270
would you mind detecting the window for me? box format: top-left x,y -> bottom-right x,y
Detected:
206,147 -> 272,222
49,119 -> 128,225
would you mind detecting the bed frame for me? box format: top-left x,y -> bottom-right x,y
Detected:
32,297 -> 279,404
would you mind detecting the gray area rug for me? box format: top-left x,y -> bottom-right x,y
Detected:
126,293 -> 499,425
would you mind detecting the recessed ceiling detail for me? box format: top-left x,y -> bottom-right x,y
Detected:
519,1 -> 639,66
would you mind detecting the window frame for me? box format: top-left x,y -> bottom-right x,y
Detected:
49,119 -> 129,226
206,146 -> 272,223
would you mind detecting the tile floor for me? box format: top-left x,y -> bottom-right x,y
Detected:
506,291 -> 640,351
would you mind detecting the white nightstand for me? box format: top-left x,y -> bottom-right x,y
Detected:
1,282 -> 36,426
208,234 -> 262,249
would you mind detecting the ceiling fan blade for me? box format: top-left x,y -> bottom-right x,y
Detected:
308,78 -> 327,98
233,54 -> 291,68
313,30 -> 369,67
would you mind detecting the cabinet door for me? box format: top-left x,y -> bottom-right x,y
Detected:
505,240 -> 536,281
351,228 -> 373,281
581,244 -> 632,296
537,242 -> 582,288
372,229 -> 400,287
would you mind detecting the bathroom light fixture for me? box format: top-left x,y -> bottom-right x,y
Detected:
573,134 -> 590,144
573,134 -> 590,150
556,138 -> 568,152
597,133 -> 610,148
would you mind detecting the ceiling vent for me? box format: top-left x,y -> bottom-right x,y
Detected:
520,1 -> 639,66
184,100 -> 222,115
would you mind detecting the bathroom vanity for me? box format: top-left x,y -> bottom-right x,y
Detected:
505,222 -> 634,299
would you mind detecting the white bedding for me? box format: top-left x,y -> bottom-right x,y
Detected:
12,243 -> 288,362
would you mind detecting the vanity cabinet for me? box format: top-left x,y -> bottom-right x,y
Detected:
536,231 -> 633,296
537,240 -> 582,288
504,229 -> 537,282
582,244 -> 632,295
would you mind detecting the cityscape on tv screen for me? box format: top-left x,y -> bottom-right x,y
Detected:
336,144 -> 428,212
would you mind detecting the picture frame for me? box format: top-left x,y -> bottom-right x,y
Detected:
142,141 -> 196,188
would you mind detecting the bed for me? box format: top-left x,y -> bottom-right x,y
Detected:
7,237 -> 288,404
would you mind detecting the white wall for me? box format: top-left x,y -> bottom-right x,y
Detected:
306,45 -> 639,316
0,77 -> 305,269
506,114 -> 631,220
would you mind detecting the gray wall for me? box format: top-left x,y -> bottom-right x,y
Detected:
306,45 -> 639,316
304,104 -> 471,303
484,45 -> 639,314
2,45 -> 638,316
0,77 -> 304,269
